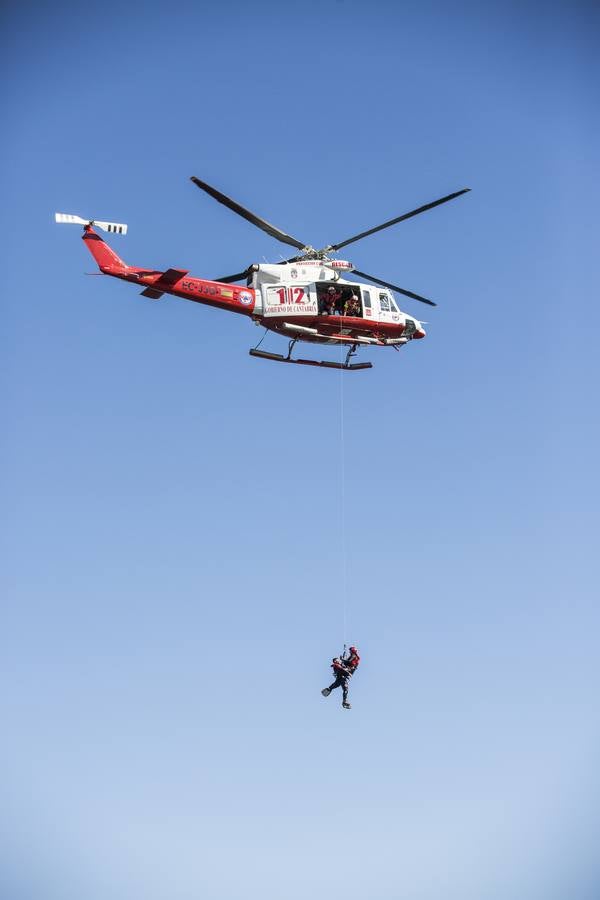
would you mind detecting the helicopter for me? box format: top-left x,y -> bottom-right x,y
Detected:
55,177 -> 469,371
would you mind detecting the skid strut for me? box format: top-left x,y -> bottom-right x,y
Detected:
345,344 -> 359,367
249,340 -> 372,370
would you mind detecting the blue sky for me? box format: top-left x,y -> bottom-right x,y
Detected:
2,2 -> 599,898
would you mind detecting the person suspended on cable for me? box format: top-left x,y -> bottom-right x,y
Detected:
344,645 -> 360,673
321,646 -> 360,709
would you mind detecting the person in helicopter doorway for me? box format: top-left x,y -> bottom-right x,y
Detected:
321,285 -> 342,315
321,646 -> 360,709
344,293 -> 362,317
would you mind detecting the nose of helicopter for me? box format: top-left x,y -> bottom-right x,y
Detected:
403,317 -> 426,339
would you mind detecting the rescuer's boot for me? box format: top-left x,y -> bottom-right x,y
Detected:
321,688 -> 331,697
342,702 -> 351,709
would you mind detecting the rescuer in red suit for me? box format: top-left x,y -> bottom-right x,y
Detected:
321,284 -> 342,315
321,647 -> 360,709
345,645 -> 360,672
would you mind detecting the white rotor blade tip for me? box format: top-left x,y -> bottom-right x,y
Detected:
95,220 -> 128,235
55,213 -> 87,225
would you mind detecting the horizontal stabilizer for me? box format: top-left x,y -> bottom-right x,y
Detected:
158,268 -> 188,284
139,268 -> 189,300
55,213 -> 128,235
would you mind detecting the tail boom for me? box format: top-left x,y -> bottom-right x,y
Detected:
81,227 -> 256,315
134,269 -> 257,316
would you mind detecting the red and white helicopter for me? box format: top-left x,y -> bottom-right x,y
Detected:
56,178 -> 469,371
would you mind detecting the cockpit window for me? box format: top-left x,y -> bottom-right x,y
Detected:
389,296 -> 399,312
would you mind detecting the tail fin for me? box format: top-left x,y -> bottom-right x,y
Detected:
82,227 -> 129,270
55,212 -> 129,271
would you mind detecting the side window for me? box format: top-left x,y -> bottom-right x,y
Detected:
363,290 -> 372,309
379,292 -> 390,312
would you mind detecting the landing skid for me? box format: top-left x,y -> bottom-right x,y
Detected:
249,339 -> 372,371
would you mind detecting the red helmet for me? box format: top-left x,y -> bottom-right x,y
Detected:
349,646 -> 358,654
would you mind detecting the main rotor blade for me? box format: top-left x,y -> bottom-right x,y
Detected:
330,188 -> 470,252
190,176 -> 308,251
353,270 -> 437,307
213,269 -> 251,284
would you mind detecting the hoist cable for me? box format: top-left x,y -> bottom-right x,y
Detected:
339,342 -> 348,648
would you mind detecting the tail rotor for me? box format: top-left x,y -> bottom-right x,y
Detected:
55,213 -> 128,235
